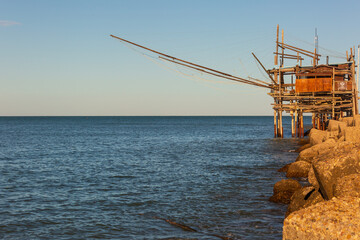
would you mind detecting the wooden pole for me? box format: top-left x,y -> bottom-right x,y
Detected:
111,35 -> 271,89
279,110 -> 283,138
295,110 -> 298,137
312,113 -> 315,129
160,56 -> 271,88
325,114 -> 328,130
274,110 -> 277,138
278,42 -> 321,59
357,45 -> 360,106
275,24 -> 279,65
277,110 -> 280,137
252,53 -> 276,84
278,110 -> 280,138
298,112 -> 301,137
352,53 -> 357,116
281,29 -> 284,67
332,68 -> 335,119
301,111 -> 304,137
357,45 -> 360,93
291,111 -> 295,137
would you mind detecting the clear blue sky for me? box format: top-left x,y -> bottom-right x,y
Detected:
1,0 -> 360,116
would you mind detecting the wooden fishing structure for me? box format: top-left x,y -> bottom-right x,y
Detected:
269,25 -> 358,138
111,25 -> 359,138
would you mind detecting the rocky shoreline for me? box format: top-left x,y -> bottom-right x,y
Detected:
269,115 -> 360,239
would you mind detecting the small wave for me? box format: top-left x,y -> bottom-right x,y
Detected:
109,175 -> 136,179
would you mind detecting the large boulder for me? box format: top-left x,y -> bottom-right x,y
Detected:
286,161 -> 311,178
354,115 -> 360,127
285,186 -> 324,217
277,163 -> 291,172
333,174 -> 360,198
311,142 -> 360,200
327,119 -> 347,140
269,179 -> 302,204
283,197 -> 360,240
326,130 -> 339,140
327,119 -> 345,131
340,116 -> 354,127
298,138 -> 310,145
296,147 -> 318,163
309,129 -> 327,146
296,139 -> 336,163
307,167 -> 319,189
344,126 -> 360,143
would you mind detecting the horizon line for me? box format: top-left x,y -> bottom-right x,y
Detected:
0,114 -> 310,117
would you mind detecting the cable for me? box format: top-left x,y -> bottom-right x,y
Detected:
122,41 -> 249,94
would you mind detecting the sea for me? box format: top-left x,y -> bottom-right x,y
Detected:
0,116 -> 311,239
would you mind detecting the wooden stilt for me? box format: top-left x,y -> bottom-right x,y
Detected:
278,110 -> 281,137
300,112 -> 304,137
279,110 -> 284,138
295,110 -> 298,137
291,111 -> 295,137
324,114 -> 327,130
298,113 -> 301,137
298,113 -> 301,138
312,113 -> 315,129
317,114 -> 320,130
274,110 -> 277,138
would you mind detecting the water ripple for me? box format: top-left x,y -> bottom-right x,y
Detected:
0,116 -> 310,239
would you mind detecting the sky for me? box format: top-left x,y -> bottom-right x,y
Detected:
1,0 -> 360,116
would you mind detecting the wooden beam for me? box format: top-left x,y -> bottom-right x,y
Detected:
278,44 -> 321,60
252,52 -> 276,84
273,52 -> 304,59
159,56 -> 272,88
275,24 -> 279,65
278,42 -> 321,57
281,29 -> 284,67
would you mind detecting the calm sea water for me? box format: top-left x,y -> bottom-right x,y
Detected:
0,116 -> 309,239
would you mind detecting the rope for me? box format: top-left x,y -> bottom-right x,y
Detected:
157,58 -> 249,94
253,57 -> 271,81
286,34 -> 346,60
120,41 -> 248,94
